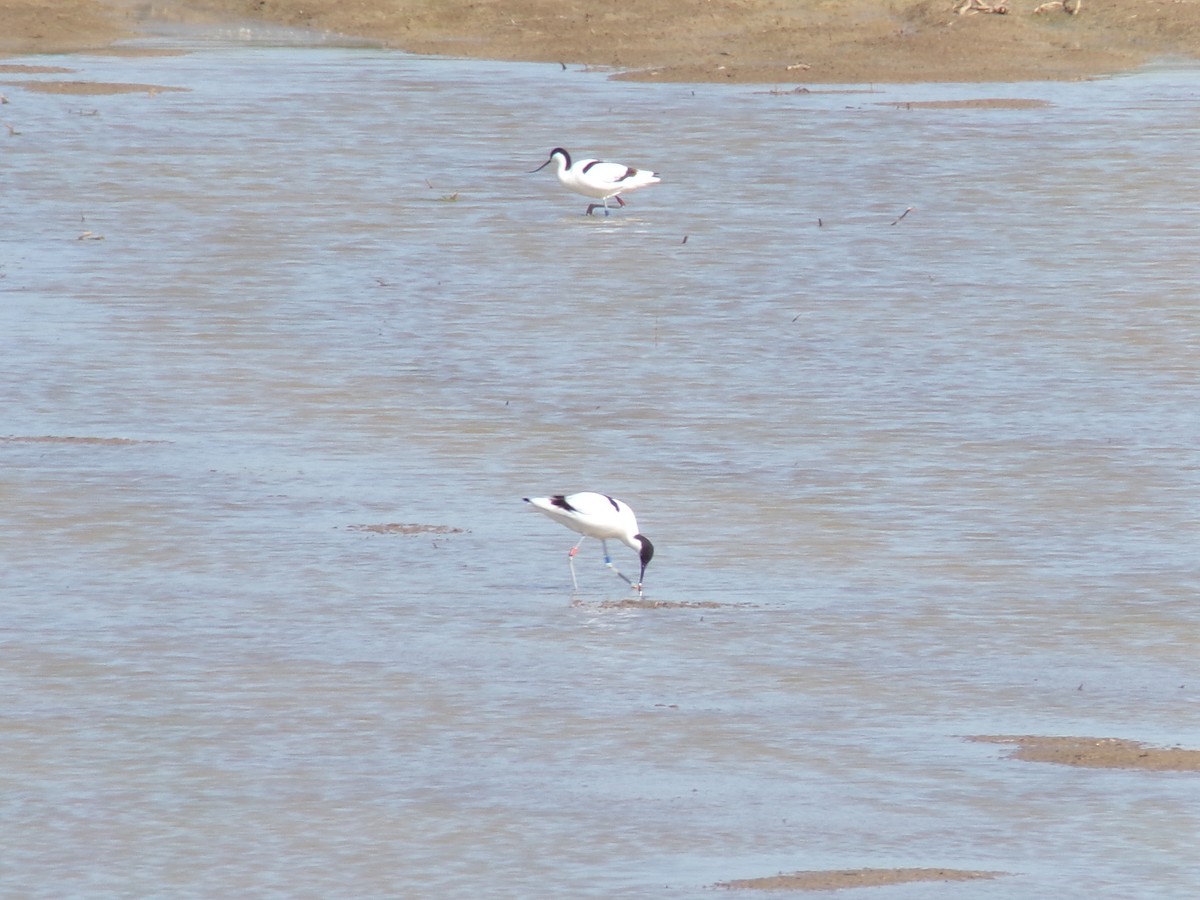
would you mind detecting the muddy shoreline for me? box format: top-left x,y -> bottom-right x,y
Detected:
4,1 -> 1200,84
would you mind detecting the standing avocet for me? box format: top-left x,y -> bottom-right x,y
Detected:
524,492 -> 655,594
530,148 -> 661,216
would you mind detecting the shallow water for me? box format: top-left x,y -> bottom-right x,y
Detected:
1,25 -> 1199,898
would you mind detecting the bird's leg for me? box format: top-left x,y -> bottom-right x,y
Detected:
614,195 -> 626,207
585,203 -> 599,216
567,536 -> 585,591
602,540 -> 636,588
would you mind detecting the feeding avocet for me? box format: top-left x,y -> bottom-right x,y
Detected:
530,148 -> 661,216
524,492 -> 655,594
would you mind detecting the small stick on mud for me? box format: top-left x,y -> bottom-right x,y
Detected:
956,0 -> 1008,13
1035,0 -> 1081,13
890,206 -> 914,226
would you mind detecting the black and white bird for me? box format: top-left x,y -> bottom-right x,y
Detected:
530,148 -> 661,216
524,492 -> 655,595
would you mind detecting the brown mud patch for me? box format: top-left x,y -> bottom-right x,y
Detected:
8,80 -> 188,95
0,64 -> 75,73
970,735 -> 1200,771
346,523 -> 466,536
880,97 -> 1052,109
0,0 -> 127,55
1,435 -> 168,445
714,867 -> 1005,891
5,1 -> 1200,85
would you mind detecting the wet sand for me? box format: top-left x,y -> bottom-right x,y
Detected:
714,868 -> 1005,891
970,735 -> 1200,771
5,0 -> 1200,84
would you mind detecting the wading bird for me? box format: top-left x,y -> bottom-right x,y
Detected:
530,148 -> 661,216
524,492 -> 655,594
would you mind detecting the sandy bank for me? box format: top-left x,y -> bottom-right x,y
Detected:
4,1 -> 1200,83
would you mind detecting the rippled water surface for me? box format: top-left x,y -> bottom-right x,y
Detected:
2,27 -> 1199,898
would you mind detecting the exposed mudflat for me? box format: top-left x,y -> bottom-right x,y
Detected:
5,0 -> 1200,84
970,735 -> 1200,771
